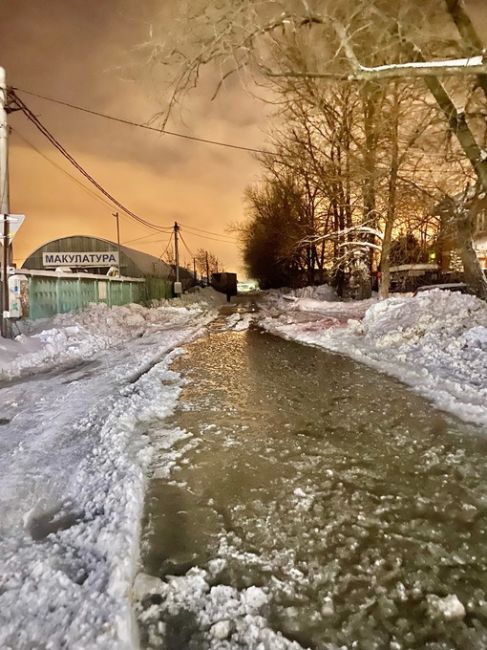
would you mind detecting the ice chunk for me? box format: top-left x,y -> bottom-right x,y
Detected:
243,586 -> 268,611
210,619 -> 232,639
427,594 -> 466,621
133,572 -> 165,600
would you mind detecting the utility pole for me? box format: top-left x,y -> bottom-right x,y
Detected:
112,212 -> 121,274
0,67 -> 11,339
193,257 -> 197,282
205,251 -> 210,286
174,221 -> 180,283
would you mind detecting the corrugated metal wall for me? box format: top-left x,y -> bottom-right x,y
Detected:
24,273 -> 172,320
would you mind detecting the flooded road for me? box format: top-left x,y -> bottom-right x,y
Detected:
139,326 -> 487,649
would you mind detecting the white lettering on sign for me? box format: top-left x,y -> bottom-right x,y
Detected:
42,251 -> 120,268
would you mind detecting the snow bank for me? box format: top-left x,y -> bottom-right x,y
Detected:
264,283 -> 338,306
0,296 -> 214,648
260,289 -> 487,426
0,351 -> 189,649
164,285 -> 228,308
0,298 -> 214,381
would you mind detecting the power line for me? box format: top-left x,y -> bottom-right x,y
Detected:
12,126 -> 172,236
122,232 -> 170,246
12,121 -> 240,252
11,126 -> 117,212
12,87 -> 275,156
179,232 -> 195,260
181,228 -> 239,245
178,221 -> 238,240
159,232 -> 173,260
9,90 -> 173,234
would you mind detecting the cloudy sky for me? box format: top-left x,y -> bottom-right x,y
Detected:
1,0 -> 269,274
2,0 -> 486,276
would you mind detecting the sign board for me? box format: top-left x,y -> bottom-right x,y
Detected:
0,214 -> 26,244
8,274 -> 29,319
42,251 -> 120,268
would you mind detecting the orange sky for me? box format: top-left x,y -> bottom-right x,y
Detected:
3,0 -> 486,278
1,0 -> 269,276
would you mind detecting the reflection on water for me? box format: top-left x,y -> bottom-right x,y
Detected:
141,329 -> 487,649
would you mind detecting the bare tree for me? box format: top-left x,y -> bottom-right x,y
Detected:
194,248 -> 220,279
144,0 -> 487,297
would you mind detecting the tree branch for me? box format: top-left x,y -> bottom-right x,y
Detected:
266,55 -> 487,81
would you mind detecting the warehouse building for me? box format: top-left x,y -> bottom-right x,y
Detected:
18,235 -> 192,320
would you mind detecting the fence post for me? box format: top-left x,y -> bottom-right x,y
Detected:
56,277 -> 61,314
77,277 -> 81,311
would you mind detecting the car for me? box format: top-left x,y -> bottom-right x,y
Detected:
237,281 -> 259,294
413,283 -> 472,296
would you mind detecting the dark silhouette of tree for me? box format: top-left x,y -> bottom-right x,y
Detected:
241,178 -> 309,288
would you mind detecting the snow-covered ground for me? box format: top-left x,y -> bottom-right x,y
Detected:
2,284 -> 487,648
0,288 -> 227,381
258,286 -> 487,426
0,295 -> 221,649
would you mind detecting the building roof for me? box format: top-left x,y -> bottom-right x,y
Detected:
22,235 -> 172,279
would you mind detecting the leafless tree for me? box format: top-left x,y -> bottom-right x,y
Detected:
194,248 -> 220,279
144,0 -> 487,297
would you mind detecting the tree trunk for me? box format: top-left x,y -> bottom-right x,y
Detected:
455,204 -> 487,300
403,41 -> 487,299
361,81 -> 381,269
379,83 -> 400,299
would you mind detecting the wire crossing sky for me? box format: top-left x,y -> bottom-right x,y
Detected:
2,0 -> 268,274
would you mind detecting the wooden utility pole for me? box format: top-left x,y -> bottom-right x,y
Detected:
0,66 -> 11,338
174,222 -> 180,283
205,251 -> 210,285
113,212 -> 121,274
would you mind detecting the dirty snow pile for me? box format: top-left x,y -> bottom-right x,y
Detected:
263,284 -> 375,322
135,569 -> 303,650
0,350 -> 189,649
0,299 -> 215,380
260,288 -> 487,425
0,302 -> 212,648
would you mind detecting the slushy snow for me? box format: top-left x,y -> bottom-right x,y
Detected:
0,298 -> 217,649
259,288 -> 487,426
1,285 -> 486,648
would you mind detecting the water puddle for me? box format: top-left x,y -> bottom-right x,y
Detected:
138,329 -> 487,649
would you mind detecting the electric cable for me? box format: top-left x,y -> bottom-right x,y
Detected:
179,232 -> 195,260
180,229 -> 239,245
178,221 -> 239,240
12,87 -> 275,156
9,90 -> 173,234
159,232 -> 174,260
11,126 -> 118,212
122,233 -> 171,246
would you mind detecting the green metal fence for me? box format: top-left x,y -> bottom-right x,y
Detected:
145,277 -> 173,301
22,271 -> 172,320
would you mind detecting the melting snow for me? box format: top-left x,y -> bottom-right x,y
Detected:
259,287 -> 487,426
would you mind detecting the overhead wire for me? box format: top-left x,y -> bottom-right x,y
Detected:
12,87 -> 275,156
159,232 -> 174,260
9,90 -> 173,234
179,232 -> 195,260
178,221 -> 239,240
9,90 -> 245,255
122,232 -> 170,246
180,229 -> 239,245
11,126 -> 118,212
